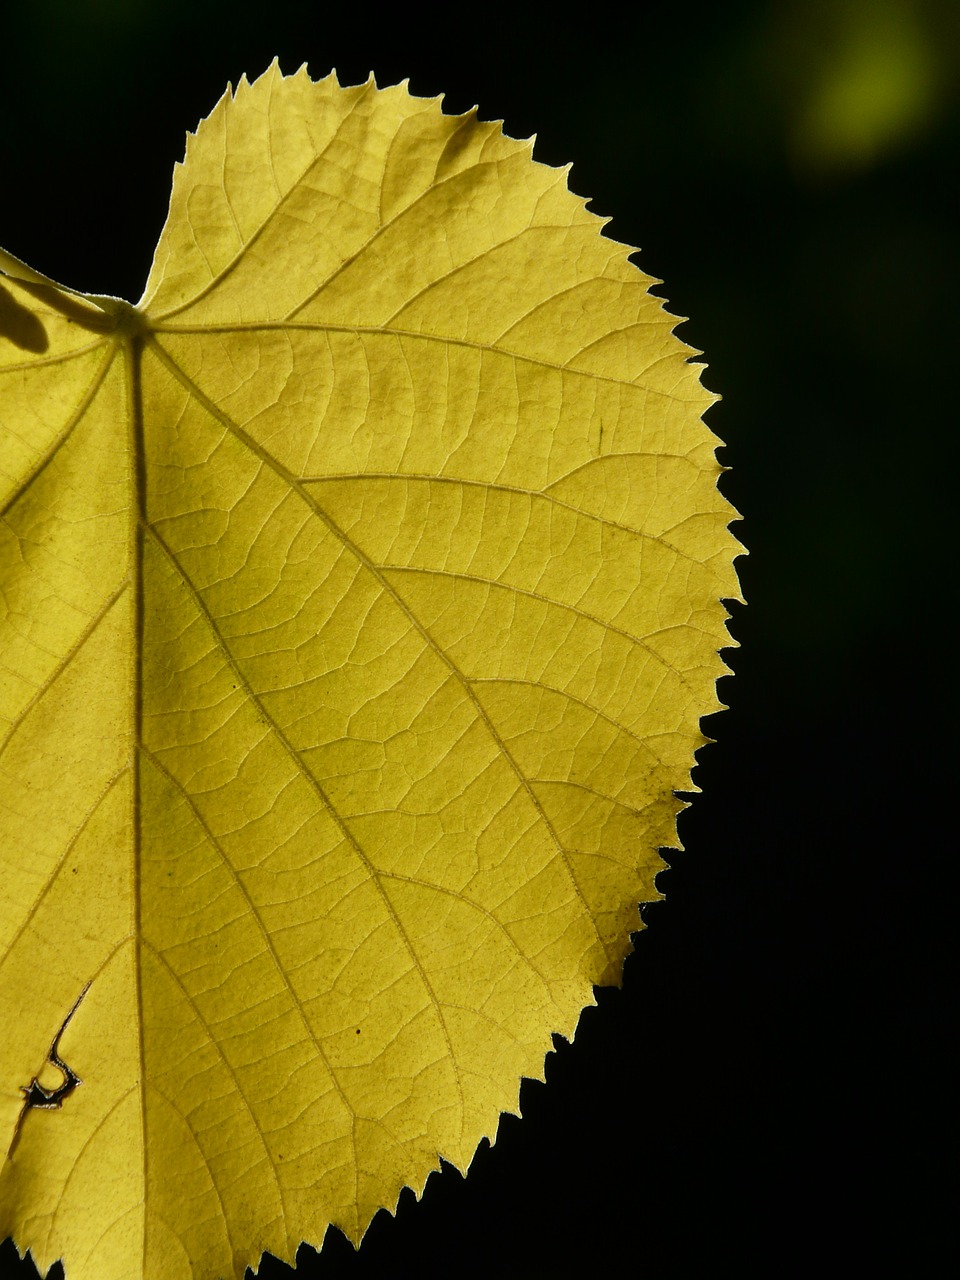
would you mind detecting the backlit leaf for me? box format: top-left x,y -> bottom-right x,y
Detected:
0,62 -> 741,1280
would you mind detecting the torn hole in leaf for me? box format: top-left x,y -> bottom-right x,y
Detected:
7,982 -> 91,1160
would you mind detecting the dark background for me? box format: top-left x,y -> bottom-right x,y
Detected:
0,0 -> 951,1275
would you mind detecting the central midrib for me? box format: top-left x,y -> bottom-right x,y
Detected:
123,328 -> 149,1260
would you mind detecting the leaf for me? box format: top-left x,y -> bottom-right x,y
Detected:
0,63 -> 741,1280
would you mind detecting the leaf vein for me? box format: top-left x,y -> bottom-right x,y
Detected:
468,676 -> 667,766
0,341 -> 117,522
138,743 -> 357,1128
143,937 -> 290,1250
0,767 -> 129,978
0,582 -> 129,765
153,321 -> 705,401
379,565 -> 692,686
301,471 -> 711,570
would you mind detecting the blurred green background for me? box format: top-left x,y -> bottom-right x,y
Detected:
0,0 -> 951,1275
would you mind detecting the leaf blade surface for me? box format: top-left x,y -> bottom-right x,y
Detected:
1,64 -> 740,1280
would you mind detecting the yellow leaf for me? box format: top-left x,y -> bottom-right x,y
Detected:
0,63 -> 741,1280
